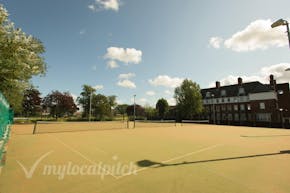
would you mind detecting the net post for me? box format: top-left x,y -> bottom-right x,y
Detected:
33,121 -> 38,134
127,119 -> 129,129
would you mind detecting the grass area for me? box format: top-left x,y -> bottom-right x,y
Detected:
1,123 -> 290,193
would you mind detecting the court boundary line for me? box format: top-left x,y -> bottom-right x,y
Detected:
48,134 -> 118,179
117,144 -> 222,179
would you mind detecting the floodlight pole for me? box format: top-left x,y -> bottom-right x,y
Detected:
286,22 -> 290,49
89,92 -> 92,122
271,19 -> 290,49
133,94 -> 136,128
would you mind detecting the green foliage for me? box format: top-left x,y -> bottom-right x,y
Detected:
22,87 -> 42,117
77,85 -> 96,118
77,85 -> 117,120
0,5 -> 46,112
42,91 -> 77,119
91,94 -> 111,120
115,104 -> 129,121
144,105 -> 157,120
156,98 -> 169,119
174,79 -> 203,119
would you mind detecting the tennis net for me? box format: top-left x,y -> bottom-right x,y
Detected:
134,120 -> 177,128
33,121 -> 129,134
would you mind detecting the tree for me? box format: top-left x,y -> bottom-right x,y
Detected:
22,87 -> 42,117
115,104 -> 129,121
77,85 -> 96,118
156,98 -> 169,119
42,91 -> 77,119
144,105 -> 157,120
0,5 -> 46,112
174,79 -> 203,120
91,94 -> 111,120
126,104 -> 145,118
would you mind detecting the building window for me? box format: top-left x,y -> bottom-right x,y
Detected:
227,98 -> 230,102
247,104 -> 251,111
216,106 -> 220,112
221,105 -> 226,111
239,87 -> 245,95
240,113 -> 247,121
206,92 -> 211,98
259,102 -> 265,110
240,104 -> 245,111
221,90 -> 226,97
234,113 -> 239,121
227,105 -> 232,111
234,105 -> 238,111
222,113 -> 227,120
256,113 -> 271,122
217,99 -> 219,103
228,114 -> 233,121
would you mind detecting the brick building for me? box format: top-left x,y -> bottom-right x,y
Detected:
200,75 -> 290,128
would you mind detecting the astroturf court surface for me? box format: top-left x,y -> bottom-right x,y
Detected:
1,122 -> 290,193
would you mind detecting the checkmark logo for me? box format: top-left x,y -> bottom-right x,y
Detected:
16,151 -> 53,179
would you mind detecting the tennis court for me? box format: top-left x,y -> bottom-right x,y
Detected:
1,122 -> 290,193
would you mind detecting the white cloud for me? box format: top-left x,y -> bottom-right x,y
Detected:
118,73 -> 135,79
146,91 -> 155,96
209,37 -> 223,49
105,47 -> 142,65
130,97 -> 148,105
88,0 -> 120,12
138,98 -> 147,105
210,19 -> 288,52
79,29 -> 86,35
88,4 -> 96,11
209,63 -> 290,87
117,79 -> 136,89
260,63 -> 290,83
167,98 -> 176,106
149,75 -> 183,88
94,85 -> 104,90
164,90 -> 173,95
107,60 -> 119,69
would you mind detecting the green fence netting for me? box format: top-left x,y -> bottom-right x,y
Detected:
0,92 -> 12,166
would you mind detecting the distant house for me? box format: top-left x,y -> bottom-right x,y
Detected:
200,75 -> 290,128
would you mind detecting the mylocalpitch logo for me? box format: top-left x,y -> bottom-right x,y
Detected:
16,151 -> 54,179
16,151 -> 137,180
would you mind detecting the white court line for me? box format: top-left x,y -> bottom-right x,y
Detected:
117,144 -> 222,179
48,134 -> 118,179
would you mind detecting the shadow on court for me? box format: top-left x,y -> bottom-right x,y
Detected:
241,134 -> 290,138
137,150 -> 290,168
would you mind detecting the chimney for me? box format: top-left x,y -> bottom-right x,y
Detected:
216,81 -> 221,88
238,77 -> 243,86
270,74 -> 277,90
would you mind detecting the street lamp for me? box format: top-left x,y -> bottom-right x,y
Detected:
133,94 -> 136,128
271,19 -> 290,49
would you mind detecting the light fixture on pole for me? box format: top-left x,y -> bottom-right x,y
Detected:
271,19 -> 290,49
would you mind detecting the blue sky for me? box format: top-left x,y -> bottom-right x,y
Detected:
1,0 -> 290,106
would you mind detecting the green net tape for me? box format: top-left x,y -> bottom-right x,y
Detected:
0,92 -> 12,166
